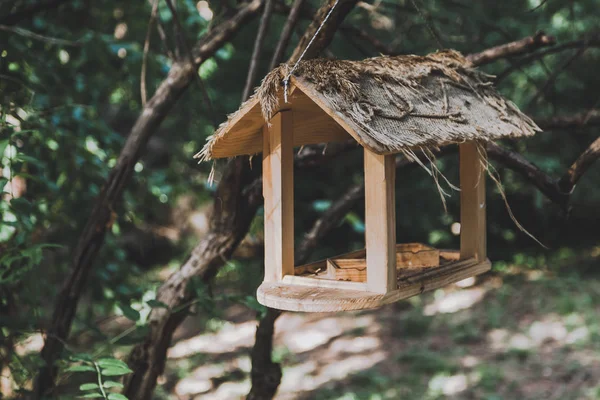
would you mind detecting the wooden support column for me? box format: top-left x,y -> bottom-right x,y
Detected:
460,142 -> 487,261
262,111 -> 294,282
364,150 -> 397,293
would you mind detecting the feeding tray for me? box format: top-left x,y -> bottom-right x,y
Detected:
326,243 -> 440,282
196,51 -> 538,312
258,247 -> 490,312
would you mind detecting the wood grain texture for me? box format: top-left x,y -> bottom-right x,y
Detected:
364,150 -> 397,293
292,77 -> 383,153
460,142 -> 487,261
262,111 -> 294,281
327,258 -> 366,282
211,89 -> 351,158
282,275 -> 368,291
396,243 -> 439,268
258,258 -> 491,312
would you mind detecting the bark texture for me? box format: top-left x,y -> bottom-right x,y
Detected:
124,1 -> 358,398
34,1 -> 263,397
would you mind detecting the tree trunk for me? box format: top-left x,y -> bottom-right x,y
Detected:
123,1 -> 360,398
34,1 -> 264,397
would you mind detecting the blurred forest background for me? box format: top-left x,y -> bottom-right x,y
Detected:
1,0 -> 600,399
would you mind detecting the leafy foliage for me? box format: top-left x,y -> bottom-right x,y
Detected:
67,357 -> 131,399
0,0 -> 599,398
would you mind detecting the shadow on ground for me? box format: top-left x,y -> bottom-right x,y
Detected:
162,248 -> 600,400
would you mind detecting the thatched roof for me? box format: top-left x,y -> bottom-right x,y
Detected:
196,50 -> 538,161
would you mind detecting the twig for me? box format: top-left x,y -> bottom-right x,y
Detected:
164,0 -> 187,58
155,18 -> 175,60
536,109 -> 600,130
496,33 -> 600,82
242,0 -> 274,101
528,0 -> 548,12
558,136 -> 600,195
485,142 -> 566,209
35,2 -> 265,397
341,25 -> 396,55
269,0 -> 306,70
141,0 -> 160,107
526,47 -> 586,111
288,0 -> 359,64
0,24 -> 80,47
466,31 -> 555,66
165,0 -> 217,127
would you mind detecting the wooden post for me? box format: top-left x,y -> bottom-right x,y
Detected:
459,142 -> 487,261
262,111 -> 294,282
364,150 -> 397,293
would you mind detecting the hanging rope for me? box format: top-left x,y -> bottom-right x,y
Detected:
283,0 -> 340,103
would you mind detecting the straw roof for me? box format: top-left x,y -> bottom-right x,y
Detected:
197,50 -> 538,161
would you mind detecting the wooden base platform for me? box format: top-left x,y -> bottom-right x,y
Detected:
257,251 -> 491,312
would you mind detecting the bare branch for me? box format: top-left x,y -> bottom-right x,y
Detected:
242,0 -> 274,101
341,25 -> 395,56
155,17 -> 175,60
121,0 -> 359,398
526,47 -> 586,111
467,31 -> 555,66
141,0 -> 160,107
34,2 -> 264,397
269,0 -> 306,70
558,136 -> 600,194
288,0 -> 359,64
536,109 -> 600,130
496,33 -> 600,82
486,135 -> 600,213
0,24 -> 80,46
485,142 -> 567,208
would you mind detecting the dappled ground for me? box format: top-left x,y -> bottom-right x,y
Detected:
161,247 -> 600,400
7,249 -> 599,399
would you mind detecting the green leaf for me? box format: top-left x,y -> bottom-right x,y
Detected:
80,393 -> 104,398
0,139 -> 8,156
66,365 -> 96,373
71,353 -> 94,362
146,299 -> 168,309
79,383 -> 100,391
117,303 -> 140,322
101,367 -> 133,376
97,358 -> 129,369
107,394 -> 128,400
15,153 -> 45,166
103,381 -> 124,389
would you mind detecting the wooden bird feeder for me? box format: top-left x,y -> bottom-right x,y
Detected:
197,51 -> 538,312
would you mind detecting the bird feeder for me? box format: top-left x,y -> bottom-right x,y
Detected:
197,50 -> 538,312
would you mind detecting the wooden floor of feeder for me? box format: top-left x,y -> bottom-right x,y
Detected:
257,249 -> 491,312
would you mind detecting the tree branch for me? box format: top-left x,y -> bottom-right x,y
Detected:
269,0 -> 306,70
526,47 -> 586,111
121,1 -> 358,399
558,136 -> 600,194
496,32 -> 600,82
340,25 -> 396,56
0,24 -> 80,46
485,142 -> 568,208
242,0 -> 274,101
486,136 -> 600,213
536,109 -> 600,130
34,2 -> 264,397
466,31 -> 555,66
248,130 -> 600,399
288,0 -> 359,64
